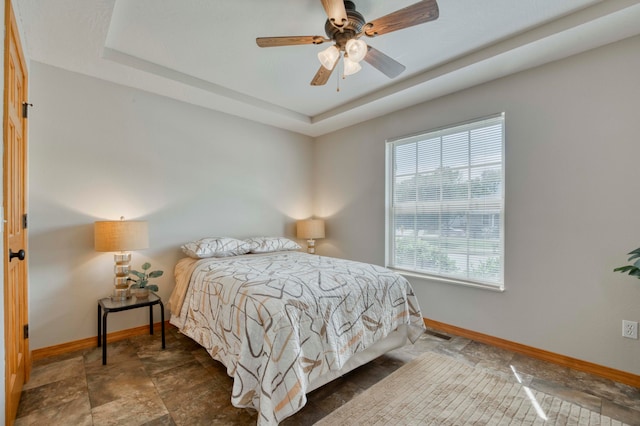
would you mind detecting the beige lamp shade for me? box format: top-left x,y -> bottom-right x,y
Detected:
296,219 -> 325,240
94,220 -> 149,252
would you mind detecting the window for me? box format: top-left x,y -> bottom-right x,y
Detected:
386,114 -> 505,289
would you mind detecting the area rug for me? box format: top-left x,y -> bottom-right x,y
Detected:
315,352 -> 628,425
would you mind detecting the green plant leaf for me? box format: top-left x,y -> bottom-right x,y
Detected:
614,265 -> 634,273
148,270 -> 163,278
130,270 -> 145,279
138,279 -> 148,287
146,284 -> 159,292
141,262 -> 151,271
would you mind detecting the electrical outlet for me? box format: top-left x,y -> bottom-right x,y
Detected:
622,320 -> 638,339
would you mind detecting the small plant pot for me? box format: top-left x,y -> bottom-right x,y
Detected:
132,288 -> 149,299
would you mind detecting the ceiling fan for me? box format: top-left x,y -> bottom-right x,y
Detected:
256,0 -> 439,86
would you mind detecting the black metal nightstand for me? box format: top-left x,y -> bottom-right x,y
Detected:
97,292 -> 166,365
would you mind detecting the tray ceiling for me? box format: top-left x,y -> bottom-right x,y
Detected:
15,0 -> 640,136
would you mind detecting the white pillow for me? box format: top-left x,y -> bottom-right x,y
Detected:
245,237 -> 301,253
181,237 -> 251,259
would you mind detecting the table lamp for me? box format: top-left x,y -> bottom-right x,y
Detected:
296,219 -> 325,254
95,217 -> 149,301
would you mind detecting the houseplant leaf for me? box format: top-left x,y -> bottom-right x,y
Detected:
614,247 -> 640,280
130,270 -> 145,279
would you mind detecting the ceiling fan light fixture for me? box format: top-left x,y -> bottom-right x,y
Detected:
318,45 -> 340,70
343,56 -> 362,76
345,38 -> 367,62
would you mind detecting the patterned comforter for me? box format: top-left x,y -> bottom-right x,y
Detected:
169,251 -> 425,425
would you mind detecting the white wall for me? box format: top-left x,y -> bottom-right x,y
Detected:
314,35 -> 640,375
27,62 -> 314,349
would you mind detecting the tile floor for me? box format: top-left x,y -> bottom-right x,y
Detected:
15,326 -> 640,425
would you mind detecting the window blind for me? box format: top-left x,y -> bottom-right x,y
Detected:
386,114 -> 505,288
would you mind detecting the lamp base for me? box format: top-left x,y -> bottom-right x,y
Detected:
307,239 -> 316,254
110,287 -> 131,302
111,251 -> 132,301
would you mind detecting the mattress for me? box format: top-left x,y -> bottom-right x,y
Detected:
169,251 -> 425,425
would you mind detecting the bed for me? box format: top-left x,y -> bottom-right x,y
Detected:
169,241 -> 425,425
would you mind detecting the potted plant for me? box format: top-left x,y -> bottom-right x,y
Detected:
613,247 -> 640,279
129,262 -> 163,299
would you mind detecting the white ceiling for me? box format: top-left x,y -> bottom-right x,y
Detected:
15,0 -> 640,136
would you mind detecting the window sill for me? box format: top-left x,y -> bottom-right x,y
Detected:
388,268 -> 505,292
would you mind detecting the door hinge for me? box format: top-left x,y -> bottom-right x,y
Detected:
23,324 -> 29,339
22,102 -> 33,119
23,213 -> 28,229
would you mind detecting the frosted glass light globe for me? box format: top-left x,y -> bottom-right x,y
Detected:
345,39 -> 367,63
318,45 -> 340,70
343,56 -> 362,76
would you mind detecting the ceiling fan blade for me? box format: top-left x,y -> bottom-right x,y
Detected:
363,46 -> 406,78
364,0 -> 439,37
256,36 -> 326,48
310,56 -> 339,86
320,0 -> 348,29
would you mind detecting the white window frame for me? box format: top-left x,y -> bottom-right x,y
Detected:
385,113 -> 505,291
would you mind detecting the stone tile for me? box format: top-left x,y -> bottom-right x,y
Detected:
453,341 -> 534,385
460,340 -> 516,366
138,347 -> 195,376
431,337 -> 479,365
31,348 -> 92,368
129,332 -> 179,354
91,390 -> 169,426
191,347 -> 223,369
83,352 -> 146,384
16,326 -> 640,426
174,334 -> 205,352
84,339 -> 139,368
162,377 -> 255,425
15,394 -> 92,426
142,414 -> 177,425
191,349 -> 234,385
482,362 -> 534,387
601,399 -> 640,426
567,369 -> 640,411
508,353 -> 574,386
24,356 -> 85,390
151,359 -> 217,396
529,377 -> 603,413
86,364 -> 156,408
170,328 -> 202,348
444,335 -> 474,351
16,376 -> 88,418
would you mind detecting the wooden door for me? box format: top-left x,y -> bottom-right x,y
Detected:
3,0 -> 30,424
